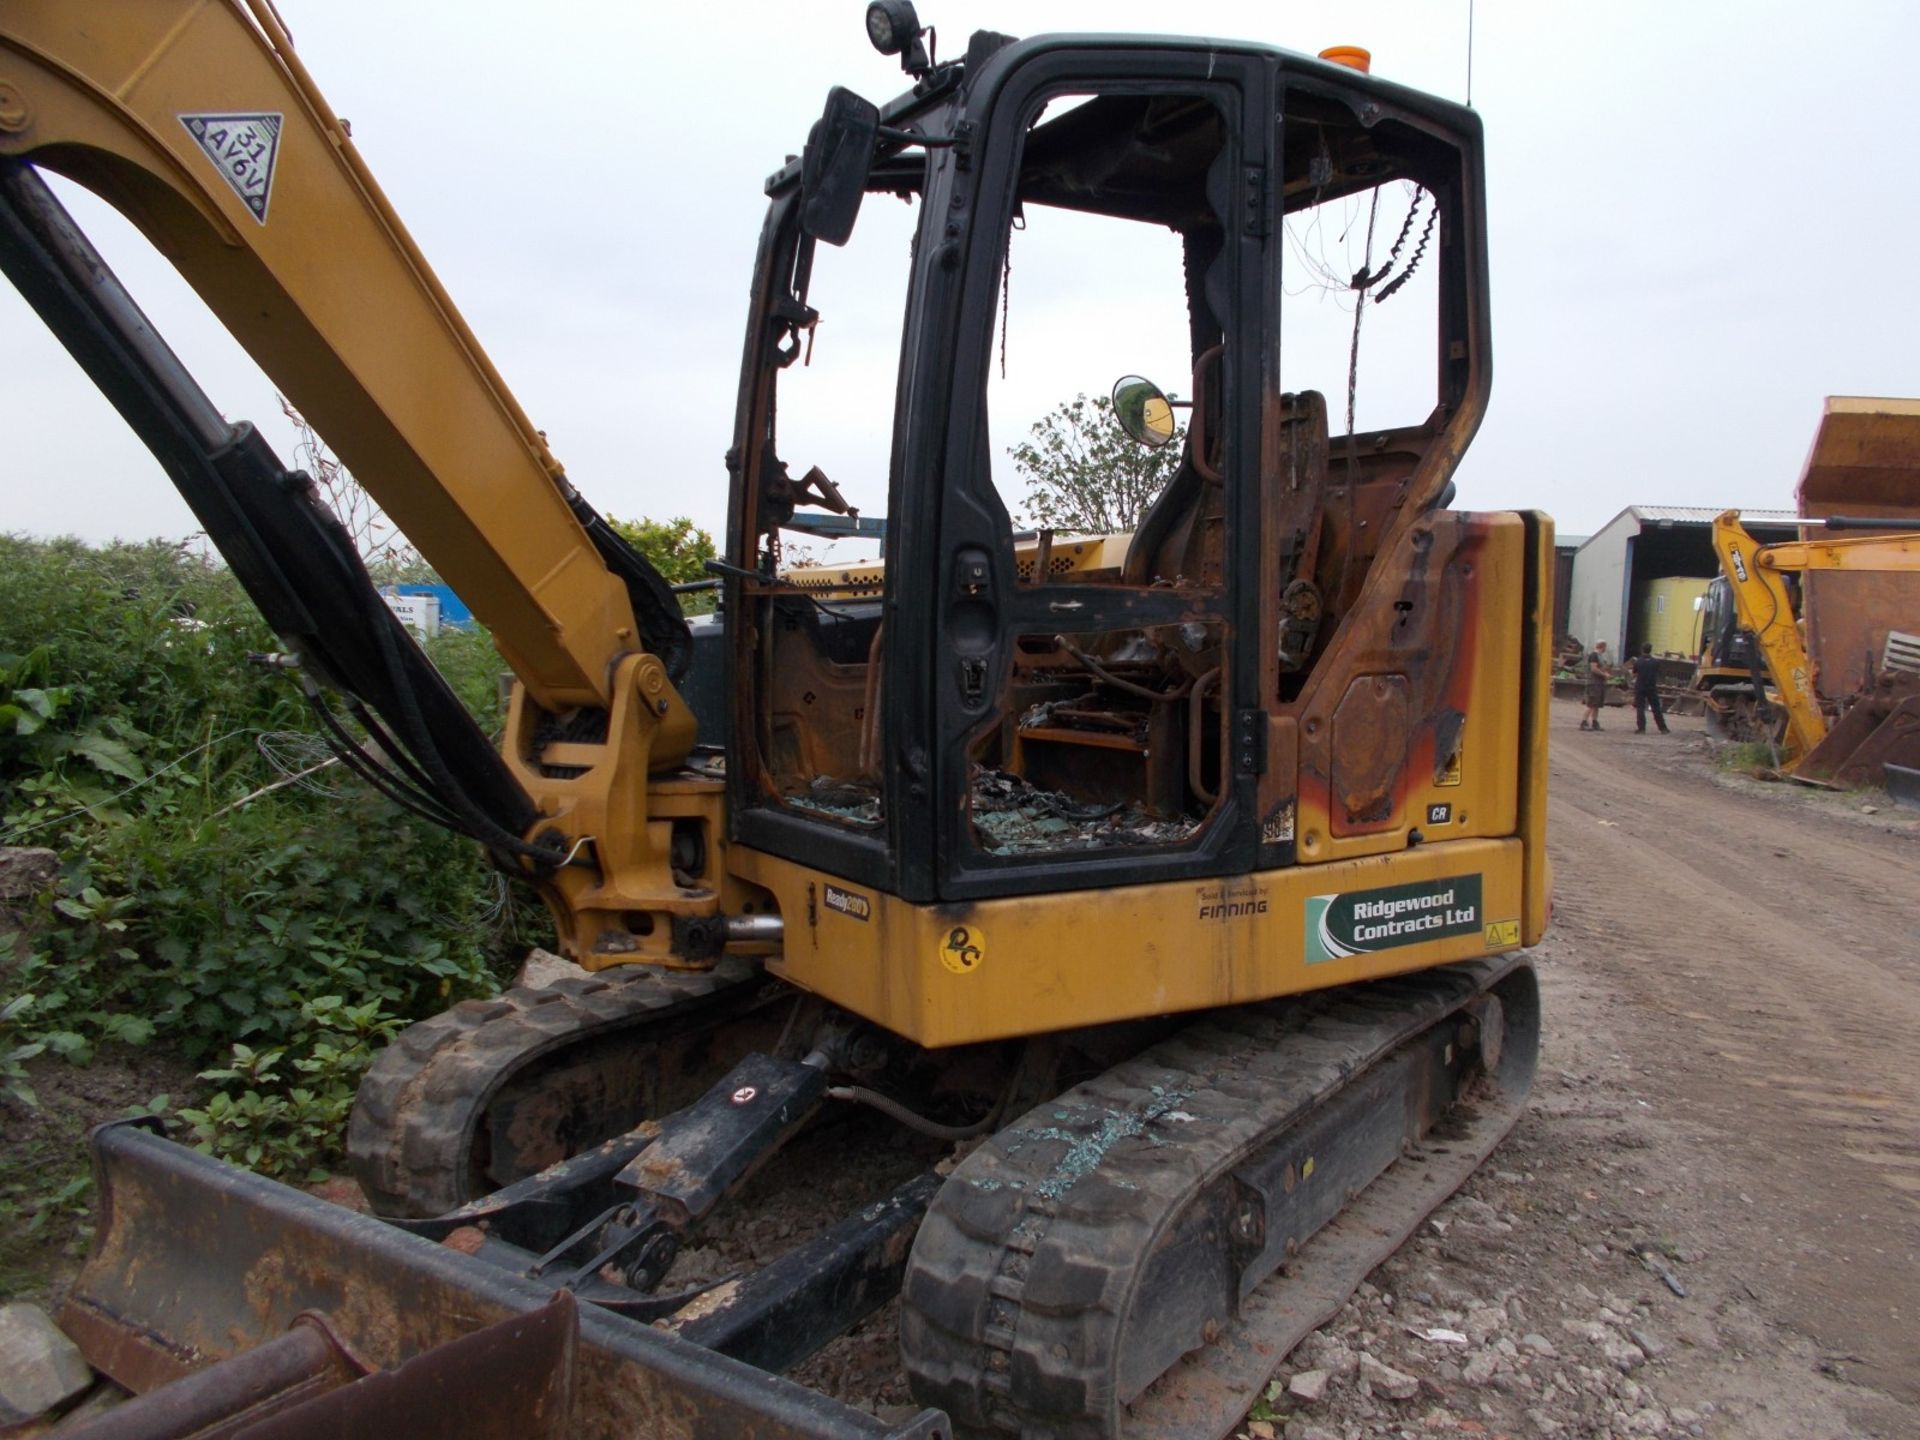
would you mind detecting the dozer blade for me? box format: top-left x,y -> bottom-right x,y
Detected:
60,1121 -> 945,1440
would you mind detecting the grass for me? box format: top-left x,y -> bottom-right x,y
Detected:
1715,740 -> 1778,776
0,536 -> 553,1297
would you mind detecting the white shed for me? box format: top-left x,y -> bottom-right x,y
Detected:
1566,506 -> 1797,658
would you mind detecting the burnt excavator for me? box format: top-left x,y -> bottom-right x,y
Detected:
0,4 -> 1551,1437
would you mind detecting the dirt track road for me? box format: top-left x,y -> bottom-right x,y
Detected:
1532,699 -> 1920,1428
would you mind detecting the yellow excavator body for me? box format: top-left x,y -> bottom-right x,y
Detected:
0,4 -> 1553,1436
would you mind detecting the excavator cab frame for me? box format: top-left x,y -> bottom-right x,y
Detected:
728,36 -> 1498,909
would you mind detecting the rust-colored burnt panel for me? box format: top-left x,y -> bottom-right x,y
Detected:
1314,425 -> 1435,627
1330,674 -> 1410,835
1431,708 -> 1466,784
1795,398 -> 1920,699
1260,390 -> 1333,681
1293,511 -> 1518,863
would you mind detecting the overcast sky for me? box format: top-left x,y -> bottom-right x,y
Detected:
4,0 -> 1917,554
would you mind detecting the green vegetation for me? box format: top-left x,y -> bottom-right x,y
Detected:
607,514 -> 718,586
0,535 -> 539,1194
1715,740 -> 1779,776
0,994 -> 42,1108
0,1117 -> 95,1296
0,499 -> 712,1288
1009,393 -> 1183,535
608,514 -> 718,612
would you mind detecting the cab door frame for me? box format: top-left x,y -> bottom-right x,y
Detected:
916,41 -> 1277,902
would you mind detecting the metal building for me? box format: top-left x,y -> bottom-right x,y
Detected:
1551,533 -> 1588,644
1566,506 -> 1797,659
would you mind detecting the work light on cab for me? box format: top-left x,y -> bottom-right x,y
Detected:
866,0 -> 930,74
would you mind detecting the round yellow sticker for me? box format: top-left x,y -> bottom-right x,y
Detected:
939,924 -> 986,975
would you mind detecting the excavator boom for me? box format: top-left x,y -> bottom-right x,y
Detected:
0,0 -> 650,709
0,0 -> 713,959
1708,510 -> 1829,761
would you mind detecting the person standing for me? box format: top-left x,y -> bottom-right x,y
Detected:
1579,640 -> 1611,730
1630,642 -> 1670,734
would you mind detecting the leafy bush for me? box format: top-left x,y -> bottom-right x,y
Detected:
606,514 -> 717,587
179,997 -> 400,1179
607,514 -> 718,614
0,538 -> 303,839
0,535 -> 544,1176
11,790 -> 504,1057
0,995 -> 44,1108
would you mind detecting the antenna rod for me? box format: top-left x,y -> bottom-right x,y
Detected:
1466,0 -> 1475,106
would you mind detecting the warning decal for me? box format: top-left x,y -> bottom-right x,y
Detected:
180,113 -> 283,224
939,924 -> 985,975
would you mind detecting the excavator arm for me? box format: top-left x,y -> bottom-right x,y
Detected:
1710,509 -> 1920,767
0,0 -> 718,961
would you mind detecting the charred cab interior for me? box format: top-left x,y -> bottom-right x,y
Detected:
729,38 -> 1485,903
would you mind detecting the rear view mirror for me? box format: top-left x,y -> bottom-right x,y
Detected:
801,87 -> 879,246
1111,375 -> 1177,450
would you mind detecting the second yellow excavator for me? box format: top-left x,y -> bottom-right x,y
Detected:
1707,507 -> 1920,780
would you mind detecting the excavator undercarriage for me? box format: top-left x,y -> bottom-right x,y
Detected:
1,3 -> 1550,1436
60,956 -> 1536,1440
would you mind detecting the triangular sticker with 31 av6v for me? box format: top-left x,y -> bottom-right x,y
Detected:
180,112 -> 283,224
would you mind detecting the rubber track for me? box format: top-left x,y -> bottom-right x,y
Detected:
347,958 -> 761,1217
900,958 -> 1522,1440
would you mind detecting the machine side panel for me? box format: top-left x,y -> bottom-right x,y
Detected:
1518,511 -> 1554,945
1291,513 -> 1525,864
736,838 -> 1525,1048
